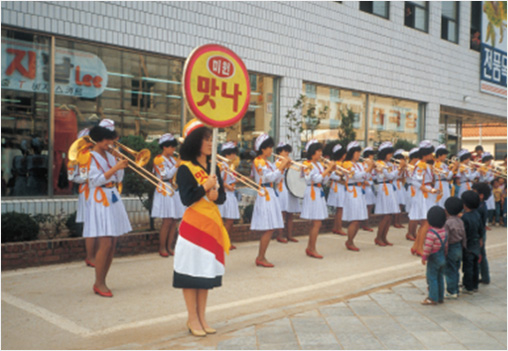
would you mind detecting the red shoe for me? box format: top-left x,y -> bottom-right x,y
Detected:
276,237 -> 288,243
159,251 -> 170,257
230,244 -> 237,250
394,224 -> 405,229
410,248 -> 416,255
374,239 -> 387,247
255,259 -> 274,268
305,248 -> 323,259
288,237 -> 299,243
406,234 -> 416,241
345,243 -> 360,251
93,285 -> 113,298
85,259 -> 95,268
169,249 -> 175,256
361,226 -> 374,232
384,241 -> 393,246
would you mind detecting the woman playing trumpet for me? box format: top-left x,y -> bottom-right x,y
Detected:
433,145 -> 454,208
301,140 -> 336,258
392,149 -> 407,229
327,144 -> 348,236
360,147 -> 376,232
450,149 -> 479,197
404,147 -> 420,241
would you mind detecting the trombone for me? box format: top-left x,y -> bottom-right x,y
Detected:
272,154 -> 309,172
320,157 -> 352,176
216,155 -> 266,196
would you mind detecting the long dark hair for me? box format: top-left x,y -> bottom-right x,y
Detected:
89,125 -> 117,142
256,137 -> 275,156
306,143 -> 323,160
179,127 -> 212,162
345,146 -> 361,161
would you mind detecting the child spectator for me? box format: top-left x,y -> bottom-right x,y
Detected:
421,206 -> 448,305
492,179 -> 503,226
460,191 -> 483,294
472,182 -> 490,284
453,177 -> 461,198
444,197 -> 466,299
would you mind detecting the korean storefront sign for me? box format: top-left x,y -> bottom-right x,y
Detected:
183,44 -> 250,128
1,38 -> 108,98
480,1 -> 507,98
369,99 -> 419,133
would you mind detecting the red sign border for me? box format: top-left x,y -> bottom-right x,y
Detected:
183,44 -> 250,128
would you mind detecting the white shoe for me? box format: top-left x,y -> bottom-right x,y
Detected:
445,292 -> 458,299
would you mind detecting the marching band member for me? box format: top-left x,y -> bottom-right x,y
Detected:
361,147 -> 376,232
342,142 -> 374,251
451,149 -> 478,197
68,128 -> 96,267
218,142 -> 240,250
409,141 -> 439,256
152,133 -> 184,257
373,142 -> 400,246
301,140 -> 335,258
84,119 -> 131,297
173,119 -> 228,336
327,143 -> 347,236
434,145 -> 453,208
479,152 -> 496,227
250,134 -> 289,267
392,149 -> 407,229
405,147 -> 420,240
275,142 -> 301,243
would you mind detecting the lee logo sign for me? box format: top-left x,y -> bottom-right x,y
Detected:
183,44 -> 250,128
1,38 -> 108,98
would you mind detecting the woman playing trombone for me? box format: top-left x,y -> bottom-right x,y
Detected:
433,145 -> 454,208
327,143 -> 348,236
392,149 -> 407,229
450,149 -> 478,197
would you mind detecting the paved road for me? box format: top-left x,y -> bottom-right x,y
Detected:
2,226 -> 506,350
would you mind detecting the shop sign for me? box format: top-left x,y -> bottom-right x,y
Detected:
1,38 -> 108,98
480,1 -> 507,98
370,101 -> 418,133
183,44 -> 250,128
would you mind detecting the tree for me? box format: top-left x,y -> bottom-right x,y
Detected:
284,94 -> 305,155
337,108 -> 357,148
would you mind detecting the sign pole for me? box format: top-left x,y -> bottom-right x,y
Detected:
210,127 -> 219,187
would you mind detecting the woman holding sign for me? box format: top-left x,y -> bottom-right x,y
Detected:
173,119 -> 228,337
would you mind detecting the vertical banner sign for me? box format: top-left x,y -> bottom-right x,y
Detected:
480,1 -> 507,98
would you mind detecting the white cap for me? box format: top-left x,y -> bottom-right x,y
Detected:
305,139 -> 318,152
347,141 -> 360,151
254,134 -> 270,152
409,147 -> 420,157
159,133 -> 175,145
457,149 -> 470,159
435,144 -> 447,152
77,128 -> 90,138
277,141 -> 289,149
394,149 -> 404,157
482,152 -> 493,160
221,141 -> 236,152
378,141 -> 393,152
363,146 -> 373,153
99,119 -> 115,131
332,144 -> 343,154
419,140 -> 433,149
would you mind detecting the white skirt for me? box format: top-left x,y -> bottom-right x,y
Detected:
436,181 -> 452,208
364,185 -> 376,206
458,182 -> 473,197
394,180 -> 406,206
408,187 -> 431,221
342,184 -> 368,221
278,181 -> 302,213
327,181 -> 345,208
83,187 -> 132,237
76,191 -> 88,223
374,182 -> 401,215
151,184 -> 185,219
218,190 -> 240,219
301,185 -> 329,220
486,190 -> 496,210
250,187 -> 284,231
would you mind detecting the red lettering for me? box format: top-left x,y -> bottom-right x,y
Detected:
6,49 -> 36,79
92,75 -> 102,88
82,74 -> 93,87
75,65 -> 103,88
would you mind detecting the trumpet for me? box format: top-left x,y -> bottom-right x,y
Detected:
273,154 -> 309,172
391,158 -> 415,171
216,155 -> 266,196
320,157 -> 352,176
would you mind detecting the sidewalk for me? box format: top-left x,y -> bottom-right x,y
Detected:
1,226 -> 506,350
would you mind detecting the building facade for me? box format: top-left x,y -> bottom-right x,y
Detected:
1,1 -> 506,222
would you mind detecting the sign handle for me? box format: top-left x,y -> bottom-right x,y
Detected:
210,127 -> 219,189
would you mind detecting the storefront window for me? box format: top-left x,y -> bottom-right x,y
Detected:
368,95 -> 421,146
2,29 -> 51,197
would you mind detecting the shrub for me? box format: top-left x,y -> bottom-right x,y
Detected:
65,211 -> 84,238
1,212 -> 39,243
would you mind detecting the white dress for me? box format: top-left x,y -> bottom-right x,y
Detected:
276,168 -> 302,213
408,161 -> 434,221
151,155 -> 186,219
404,168 -> 415,213
250,157 -> 284,231
327,163 -> 344,208
83,151 -> 132,237
68,163 -> 88,223
374,162 -> 401,215
218,163 -> 240,220
457,164 -> 479,197
393,171 -> 406,206
341,162 -> 368,222
362,163 -> 376,206
301,161 -> 330,220
480,168 -> 496,210
435,162 -> 454,209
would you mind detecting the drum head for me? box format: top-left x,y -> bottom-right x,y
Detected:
285,163 -> 306,199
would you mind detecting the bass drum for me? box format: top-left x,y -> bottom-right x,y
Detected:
285,163 -> 306,199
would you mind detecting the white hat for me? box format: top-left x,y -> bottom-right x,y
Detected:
183,118 -> 204,139
482,152 -> 493,161
419,140 -> 433,149
347,141 -> 360,151
363,146 -> 373,153
77,128 -> 90,139
457,149 -> 471,159
394,149 -> 404,157
99,119 -> 115,131
332,144 -> 343,154
254,134 -> 270,151
159,133 -> 175,145
409,147 -> 420,157
378,141 -> 393,152
277,141 -> 289,149
305,139 -> 318,153
435,144 -> 447,152
221,141 -> 236,152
